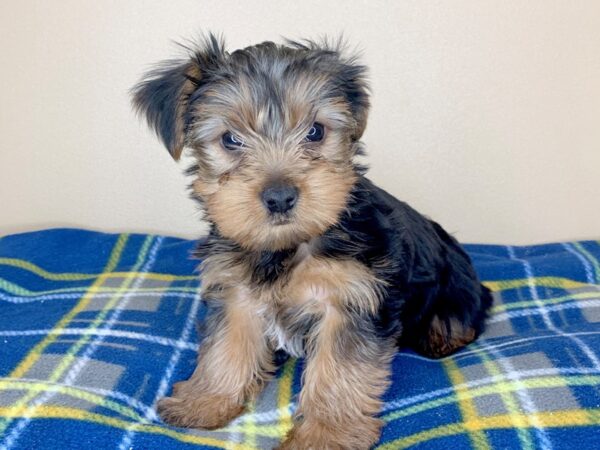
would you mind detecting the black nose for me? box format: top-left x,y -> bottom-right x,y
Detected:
261,184 -> 299,214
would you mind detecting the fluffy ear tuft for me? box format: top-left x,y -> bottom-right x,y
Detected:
287,37 -> 370,141
131,34 -> 226,159
338,59 -> 370,141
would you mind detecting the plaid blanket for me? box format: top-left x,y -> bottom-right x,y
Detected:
0,229 -> 599,450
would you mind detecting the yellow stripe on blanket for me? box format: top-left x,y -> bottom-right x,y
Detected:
376,409 -> 600,450
0,406 -> 250,450
0,234 -> 131,437
7,234 -> 129,379
442,358 -> 491,450
382,375 -> 600,424
0,256 -> 590,292
0,379 -> 147,422
0,257 -> 197,282
484,277 -> 590,292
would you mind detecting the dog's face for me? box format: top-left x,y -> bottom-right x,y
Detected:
133,36 -> 369,251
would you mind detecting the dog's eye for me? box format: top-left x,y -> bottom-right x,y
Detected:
304,122 -> 324,143
222,132 -> 245,150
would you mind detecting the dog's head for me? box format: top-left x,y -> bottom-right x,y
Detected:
133,34 -> 369,251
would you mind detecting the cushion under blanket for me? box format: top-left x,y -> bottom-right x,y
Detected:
0,229 -> 599,449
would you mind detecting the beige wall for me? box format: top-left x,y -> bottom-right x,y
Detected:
1,1 -> 599,244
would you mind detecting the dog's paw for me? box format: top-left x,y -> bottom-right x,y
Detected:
157,394 -> 244,430
276,431 -> 345,450
276,418 -> 381,450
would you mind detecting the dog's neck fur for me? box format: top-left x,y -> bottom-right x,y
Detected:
195,176 -> 376,287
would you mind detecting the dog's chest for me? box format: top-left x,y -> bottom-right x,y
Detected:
257,244 -> 381,357
260,248 -> 327,357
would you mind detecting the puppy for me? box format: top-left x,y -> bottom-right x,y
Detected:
132,34 -> 492,449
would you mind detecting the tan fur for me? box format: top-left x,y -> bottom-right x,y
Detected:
421,315 -> 477,359
203,156 -> 356,251
261,252 -> 386,359
284,254 -> 385,316
199,247 -> 386,354
161,241 -> 391,444
157,285 -> 273,429
278,308 -> 394,450
137,39 -> 393,446
169,63 -> 202,160
198,250 -> 247,292
275,257 -> 392,448
188,75 -> 359,252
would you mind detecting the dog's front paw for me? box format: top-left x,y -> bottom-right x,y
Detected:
276,418 -> 381,450
277,429 -> 346,450
157,394 -> 244,430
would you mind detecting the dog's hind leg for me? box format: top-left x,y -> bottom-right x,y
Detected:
403,223 -> 494,359
411,261 -> 493,359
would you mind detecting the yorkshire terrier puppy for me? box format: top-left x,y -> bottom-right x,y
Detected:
133,34 -> 492,449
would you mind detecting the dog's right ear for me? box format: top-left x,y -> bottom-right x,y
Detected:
132,35 -> 225,160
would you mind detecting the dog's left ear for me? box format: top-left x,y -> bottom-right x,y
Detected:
338,61 -> 370,141
132,35 -> 225,160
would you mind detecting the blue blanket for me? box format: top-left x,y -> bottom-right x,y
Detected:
1,229 -> 599,449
